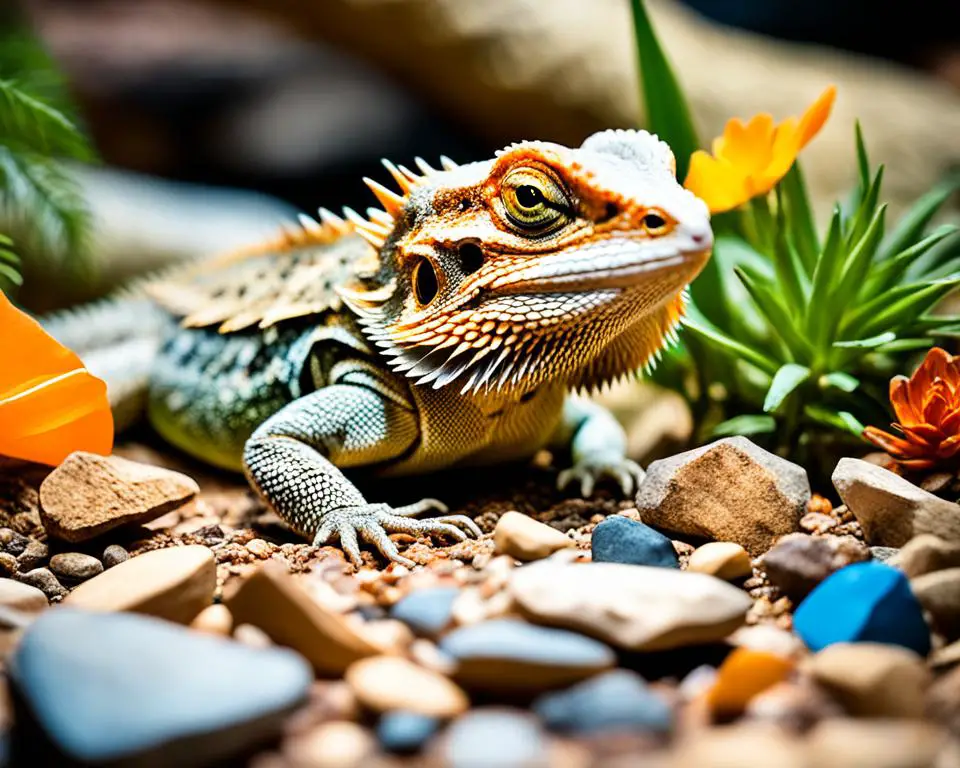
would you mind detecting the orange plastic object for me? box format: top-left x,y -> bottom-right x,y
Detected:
707,647 -> 794,716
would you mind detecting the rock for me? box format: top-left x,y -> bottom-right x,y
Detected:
744,680 -> 843,732
16,540 -> 48,571
190,604 -> 233,636
533,669 -> 673,735
708,648 -> 795,717
895,534 -> 960,578
761,534 -> 869,602
687,542 -> 752,581
832,458 -> 960,547
363,619 -> 414,652
635,436 -> 809,557
233,623 -> 273,650
15,569 -> 66,601
591,515 -> 679,568
65,545 -> 215,624
806,719 -> 947,768
793,562 -> 931,656
727,625 -> 806,661
345,655 -> 469,717
224,560 -> 379,676
441,709 -> 546,768
870,547 -> 900,563
0,553 -> 18,577
39,452 -> 199,542
927,664 -> 960,733
390,587 -> 460,636
669,723 -> 806,768
910,568 -> 960,641
0,529 -> 29,557
439,618 -> 614,693
8,609 -> 312,766
285,721 -> 376,767
377,711 -> 441,754
48,553 -> 103,582
802,643 -> 930,718
0,579 -> 47,613
102,544 -> 129,568
510,562 -> 752,651
493,512 -> 574,562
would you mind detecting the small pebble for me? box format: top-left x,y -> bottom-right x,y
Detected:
233,623 -> 273,649
0,578 -> 48,613
245,539 -> 271,558
345,655 -> 469,717
190,604 -> 233,636
362,619 -> 415,652
377,711 -> 441,754
744,680 -> 843,731
16,541 -> 49,571
686,542 -> 752,580
285,721 -> 375,768
493,512 -> 574,562
0,553 -> 18,577
893,534 -> 960,578
0,529 -> 29,557
49,553 -> 103,582
102,545 -> 129,569
441,709 -> 546,768
761,534 -> 869,602
869,546 -> 899,564
591,515 -> 679,568
15,568 -> 67,601
707,648 -> 794,717
390,587 -> 460,636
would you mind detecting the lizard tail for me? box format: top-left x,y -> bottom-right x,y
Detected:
41,297 -> 173,432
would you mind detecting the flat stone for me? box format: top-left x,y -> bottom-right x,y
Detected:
793,562 -> 931,656
533,669 -> 672,735
493,512 -> 574,562
390,587 -> 460,636
636,436 -> 809,557
832,458 -> 960,547
687,542 -> 752,581
345,655 -> 469,717
65,545 -> 215,624
190,604 -> 233,636
377,711 -> 441,754
807,719 -> 947,768
510,562 -> 752,651
910,568 -> 960,641
439,618 -> 614,693
441,709 -> 546,768
761,534 -> 869,602
591,515 -> 678,568
39,452 -> 199,542
708,648 -> 795,717
894,534 -> 960,578
8,608 -> 311,766
0,579 -> 47,613
224,560 -> 379,676
802,643 -> 930,718
48,553 -> 103,582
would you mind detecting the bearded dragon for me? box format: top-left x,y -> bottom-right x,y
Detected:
47,129 -> 712,567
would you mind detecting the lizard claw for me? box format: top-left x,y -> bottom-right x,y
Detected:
557,456 -> 645,498
312,500 -> 481,567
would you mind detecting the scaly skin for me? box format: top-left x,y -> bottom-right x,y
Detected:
53,129 -> 713,567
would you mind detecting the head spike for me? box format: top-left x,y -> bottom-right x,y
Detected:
367,208 -> 394,227
342,207 -> 388,248
414,156 -> 436,176
439,155 -> 458,170
363,177 -> 404,216
381,159 -> 415,194
318,207 -> 349,234
396,164 -> 422,185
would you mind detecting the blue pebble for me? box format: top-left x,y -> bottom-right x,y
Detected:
591,515 -> 679,568
534,670 -> 673,735
444,709 -> 545,768
377,711 -> 441,754
390,586 -> 460,636
794,561 -> 931,655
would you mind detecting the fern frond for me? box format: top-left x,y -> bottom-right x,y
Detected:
0,232 -> 21,293
0,80 -> 93,161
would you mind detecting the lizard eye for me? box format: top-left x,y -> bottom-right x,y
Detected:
501,167 -> 570,233
641,211 -> 670,236
413,257 -> 439,306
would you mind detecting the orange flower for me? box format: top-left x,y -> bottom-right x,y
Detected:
0,291 -> 113,466
684,86 -> 837,213
863,347 -> 960,470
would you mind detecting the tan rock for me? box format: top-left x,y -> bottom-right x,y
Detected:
361,619 -> 414,652
727,624 -> 806,661
345,655 -> 468,717
224,560 -> 379,676
635,437 -> 808,557
803,643 -> 931,718
927,663 -> 960,734
65,545 -> 215,624
493,512 -> 574,562
670,723 -> 806,768
190,604 -> 233,636
807,719 -> 947,768
284,721 -> 375,768
832,458 -> 960,547
911,568 -> 960,641
0,578 -> 48,613
930,638 -> 960,670
896,534 -> 960,578
510,562 -> 751,651
687,542 -> 752,581
39,452 -> 199,542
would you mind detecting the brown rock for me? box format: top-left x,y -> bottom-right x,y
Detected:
931,639 -> 960,671
832,458 -> 960,547
686,542 -> 752,581
760,533 -> 869,601
16,540 -> 48,571
745,680 -> 843,732
0,554 -> 17,577
65,545 -> 215,624
807,719 -> 947,768
102,544 -> 129,568
927,663 -> 960,734
911,568 -> 960,641
49,552 -> 103,582
0,578 -> 48,613
727,624 -> 806,661
15,568 -> 67,601
669,723 -> 806,768
284,721 -> 375,768
803,643 -> 930,718
493,512 -> 574,562
0,529 -> 29,557
39,452 -> 199,542
345,655 -> 469,717
895,535 -> 960,578
224,560 -> 379,676
190,604 -> 234,636
635,437 -> 809,557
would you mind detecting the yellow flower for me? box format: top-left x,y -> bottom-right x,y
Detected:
684,86 -> 837,214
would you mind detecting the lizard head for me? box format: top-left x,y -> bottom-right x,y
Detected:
340,129 -> 712,395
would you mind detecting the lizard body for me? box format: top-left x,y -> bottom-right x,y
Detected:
50,129 -> 712,566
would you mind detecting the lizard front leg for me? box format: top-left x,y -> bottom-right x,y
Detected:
553,395 -> 644,497
243,383 -> 480,566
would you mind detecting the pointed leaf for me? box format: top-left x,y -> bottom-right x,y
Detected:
833,332 -> 897,349
859,277 -> 960,338
805,207 -> 845,342
780,162 -> 819,272
681,315 -> 779,375
870,227 -> 956,292
845,165 -> 884,254
855,122 -> 870,194
804,405 -> 865,437
763,363 -> 811,413
712,414 -> 777,437
820,371 -> 859,392
772,187 -> 809,310
735,266 -> 812,361
880,176 -> 960,262
834,204 -> 886,307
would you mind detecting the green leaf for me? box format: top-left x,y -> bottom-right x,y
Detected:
780,162 -> 819,273
735,265 -> 812,361
820,371 -> 859,392
833,332 -> 897,349
845,165 -> 884,254
0,80 -> 94,162
711,414 -> 777,437
874,338 -> 936,353
805,207 -> 845,343
869,227 -> 956,293
833,204 -> 886,308
854,121 -> 870,194
859,277 -> 960,338
804,405 -> 865,437
763,363 -> 811,413
914,230 -> 960,280
681,314 -> 780,376
879,176 -> 960,262
772,187 -> 810,311
628,0 -> 699,181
